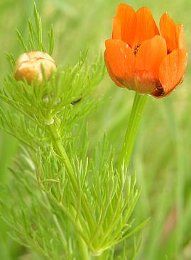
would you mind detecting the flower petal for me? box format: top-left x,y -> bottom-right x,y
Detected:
112,4 -> 136,46
134,36 -> 167,94
112,18 -> 121,40
104,39 -> 135,87
160,13 -> 184,52
158,49 -> 187,96
133,7 -> 159,46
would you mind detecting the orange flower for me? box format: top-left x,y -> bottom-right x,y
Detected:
104,4 -> 187,97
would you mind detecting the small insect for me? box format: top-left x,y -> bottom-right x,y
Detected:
71,98 -> 82,105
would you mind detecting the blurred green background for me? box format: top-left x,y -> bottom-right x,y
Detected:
0,0 -> 191,259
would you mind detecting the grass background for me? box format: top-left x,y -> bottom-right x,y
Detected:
0,0 -> 191,259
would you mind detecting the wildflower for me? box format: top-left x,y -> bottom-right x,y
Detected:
14,51 -> 56,84
104,4 -> 187,97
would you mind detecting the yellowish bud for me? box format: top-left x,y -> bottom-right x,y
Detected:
14,51 -> 57,83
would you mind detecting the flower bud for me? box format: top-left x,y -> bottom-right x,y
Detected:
14,51 -> 57,84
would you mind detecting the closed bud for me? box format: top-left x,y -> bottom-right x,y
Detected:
14,51 -> 57,84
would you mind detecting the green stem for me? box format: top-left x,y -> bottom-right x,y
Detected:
48,123 -> 90,260
49,123 -> 95,226
118,93 -> 147,169
91,254 -> 105,260
78,235 -> 90,260
49,124 -> 78,190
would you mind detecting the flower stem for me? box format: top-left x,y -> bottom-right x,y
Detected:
48,123 -> 90,260
77,234 -> 90,260
48,123 -> 94,225
118,93 -> 147,169
48,124 -> 78,189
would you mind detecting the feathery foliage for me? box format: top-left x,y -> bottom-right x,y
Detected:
0,4 -> 144,259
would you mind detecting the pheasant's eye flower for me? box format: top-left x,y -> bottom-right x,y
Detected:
14,51 -> 57,84
104,4 -> 187,97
